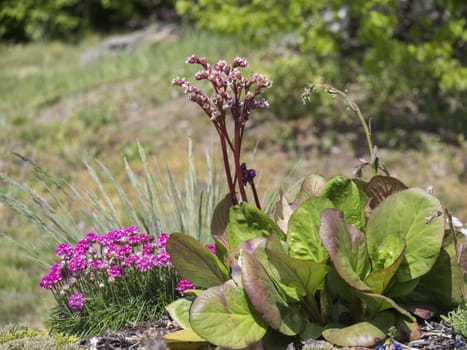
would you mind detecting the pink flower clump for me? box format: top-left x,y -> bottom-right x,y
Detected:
40,227 -> 176,311
41,226 -> 220,311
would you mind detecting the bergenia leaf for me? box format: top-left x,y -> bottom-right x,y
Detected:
266,235 -> 329,297
287,197 -> 334,262
167,233 -> 229,288
230,237 -> 268,287
457,241 -> 467,274
322,322 -> 386,347
398,233 -> 465,310
166,298 -> 193,330
366,175 -> 408,209
273,190 -> 293,234
227,202 -> 285,251
366,189 -> 444,283
241,251 -> 305,335
319,209 -> 370,291
358,292 -> 414,320
163,329 -> 209,348
320,176 -> 368,230
296,173 -> 326,205
190,281 -> 268,349
358,292 -> 414,319
210,194 -> 232,264
365,241 -> 406,294
211,194 -> 233,238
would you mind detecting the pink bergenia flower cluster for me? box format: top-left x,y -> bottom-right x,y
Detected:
40,227 -> 216,312
172,55 -> 272,123
172,55 -> 270,209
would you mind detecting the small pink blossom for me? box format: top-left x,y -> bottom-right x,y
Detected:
157,233 -> 170,249
108,265 -> 124,279
206,244 -> 216,255
176,279 -> 195,295
68,293 -> 86,312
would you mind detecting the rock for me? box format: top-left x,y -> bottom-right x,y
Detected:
79,23 -> 179,66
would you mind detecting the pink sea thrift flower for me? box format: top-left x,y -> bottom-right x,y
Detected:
176,279 -> 195,296
39,262 -> 64,290
206,244 -> 216,255
68,255 -> 86,274
68,293 -> 86,312
55,243 -> 74,260
136,254 -> 157,272
157,233 -> 170,248
108,265 -> 124,279
155,250 -> 171,266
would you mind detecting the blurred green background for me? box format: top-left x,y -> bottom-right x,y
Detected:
0,0 -> 466,328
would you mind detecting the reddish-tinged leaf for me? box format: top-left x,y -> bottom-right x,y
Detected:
241,251 -> 305,335
319,209 -> 370,291
367,175 -> 408,208
190,282 -> 267,349
167,233 -> 230,288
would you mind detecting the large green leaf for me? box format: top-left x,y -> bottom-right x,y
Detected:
358,292 -> 414,321
398,233 -> 466,310
166,298 -> 193,330
319,209 -> 371,291
190,281 -> 268,349
322,322 -> 386,347
366,189 -> 444,282
163,329 -> 209,349
365,241 -> 406,294
230,237 -> 268,287
265,235 -> 329,324
266,236 -> 329,296
167,233 -> 230,288
241,251 -> 305,335
323,311 -> 396,347
227,202 -> 285,251
287,197 -> 334,262
320,176 -> 367,230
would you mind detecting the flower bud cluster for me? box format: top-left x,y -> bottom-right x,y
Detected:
172,55 -> 270,208
240,163 -> 256,186
172,54 -> 272,123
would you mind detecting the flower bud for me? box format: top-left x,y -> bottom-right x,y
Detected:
232,57 -> 248,68
185,54 -> 199,64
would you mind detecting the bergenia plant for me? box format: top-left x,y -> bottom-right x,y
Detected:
164,57 -> 467,349
172,55 -> 272,209
40,227 -> 184,336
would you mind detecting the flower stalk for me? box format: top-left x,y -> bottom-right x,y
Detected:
301,83 -> 380,176
172,55 -> 272,208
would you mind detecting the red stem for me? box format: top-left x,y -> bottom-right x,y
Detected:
214,120 -> 237,205
234,120 -> 248,203
250,180 -> 261,210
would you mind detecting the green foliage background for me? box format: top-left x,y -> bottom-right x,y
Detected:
1,0 -> 465,132
177,0 -> 466,132
0,0 -> 176,41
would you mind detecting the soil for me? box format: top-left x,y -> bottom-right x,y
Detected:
76,316 -> 467,350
